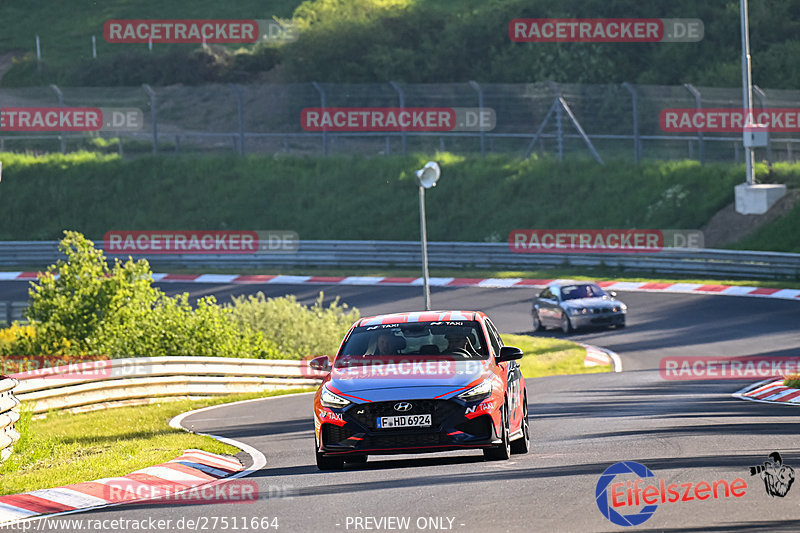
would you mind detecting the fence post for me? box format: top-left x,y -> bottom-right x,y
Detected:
684,84 -> 704,164
468,80 -> 486,157
48,84 -> 66,154
228,83 -> 245,155
35,34 -> 42,73
142,84 -> 158,154
753,85 -> 771,162
311,82 -> 328,156
547,82 -> 565,161
389,81 -> 407,155
622,82 -> 641,163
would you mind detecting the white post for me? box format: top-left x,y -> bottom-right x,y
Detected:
740,0 -> 755,186
35,34 -> 41,72
92,35 -> 97,59
419,186 -> 431,311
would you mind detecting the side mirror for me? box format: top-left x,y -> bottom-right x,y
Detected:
497,346 -> 524,362
309,355 -> 331,372
608,291 -> 617,298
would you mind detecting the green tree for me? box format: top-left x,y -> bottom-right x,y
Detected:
23,231 -> 273,358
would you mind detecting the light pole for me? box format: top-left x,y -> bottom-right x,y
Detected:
415,161 -> 440,311
740,0 -> 755,186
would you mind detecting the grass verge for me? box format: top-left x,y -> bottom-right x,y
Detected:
501,333 -> 611,379
783,375 -> 800,389
0,388 -> 314,496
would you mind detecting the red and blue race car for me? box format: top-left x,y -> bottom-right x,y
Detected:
310,310 -> 529,469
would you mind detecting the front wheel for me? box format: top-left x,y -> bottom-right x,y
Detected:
532,311 -> 543,332
484,404 -> 511,461
560,313 -> 572,335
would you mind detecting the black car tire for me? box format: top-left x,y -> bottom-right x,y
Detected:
510,398 -> 530,455
344,455 -> 368,464
532,311 -> 543,332
315,437 -> 344,470
560,313 -> 572,335
484,403 -> 511,461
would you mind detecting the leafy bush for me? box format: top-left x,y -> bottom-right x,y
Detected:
21,231 -> 273,358
64,46 -> 281,86
784,374 -> 800,389
228,292 -> 359,359
0,324 -> 37,357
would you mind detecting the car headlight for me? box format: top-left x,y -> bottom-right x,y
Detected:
458,379 -> 493,402
320,386 -> 351,408
569,307 -> 587,316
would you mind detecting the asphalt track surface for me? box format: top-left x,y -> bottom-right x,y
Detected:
2,281 -> 800,532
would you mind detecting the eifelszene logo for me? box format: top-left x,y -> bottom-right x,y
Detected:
595,461 -> 747,527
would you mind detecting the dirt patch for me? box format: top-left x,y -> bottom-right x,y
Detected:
701,187 -> 799,248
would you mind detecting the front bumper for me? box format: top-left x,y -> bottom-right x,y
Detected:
318,399 -> 501,456
569,311 -> 625,329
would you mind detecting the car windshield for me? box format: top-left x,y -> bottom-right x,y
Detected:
336,321 -> 489,362
560,284 -> 606,300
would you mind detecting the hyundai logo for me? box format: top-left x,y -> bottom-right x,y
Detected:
394,402 -> 413,412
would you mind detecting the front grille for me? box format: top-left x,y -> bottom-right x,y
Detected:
592,308 -> 612,314
322,424 -> 355,446
348,400 -> 461,430
365,433 -> 441,448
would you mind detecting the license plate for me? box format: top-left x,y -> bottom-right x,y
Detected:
377,414 -> 432,428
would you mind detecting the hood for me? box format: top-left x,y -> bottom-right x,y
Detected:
328,356 -> 490,399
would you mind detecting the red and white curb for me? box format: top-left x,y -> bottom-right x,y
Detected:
0,395 -> 280,527
0,450 -> 243,524
579,343 -> 622,372
733,378 -> 800,406
2,272 -> 799,300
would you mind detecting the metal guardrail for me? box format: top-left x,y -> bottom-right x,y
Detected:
0,302 -> 28,326
1,241 -> 799,280
11,357 -> 322,414
0,377 -> 21,461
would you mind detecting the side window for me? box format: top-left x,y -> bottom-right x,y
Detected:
484,320 -> 502,356
540,288 -> 553,300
